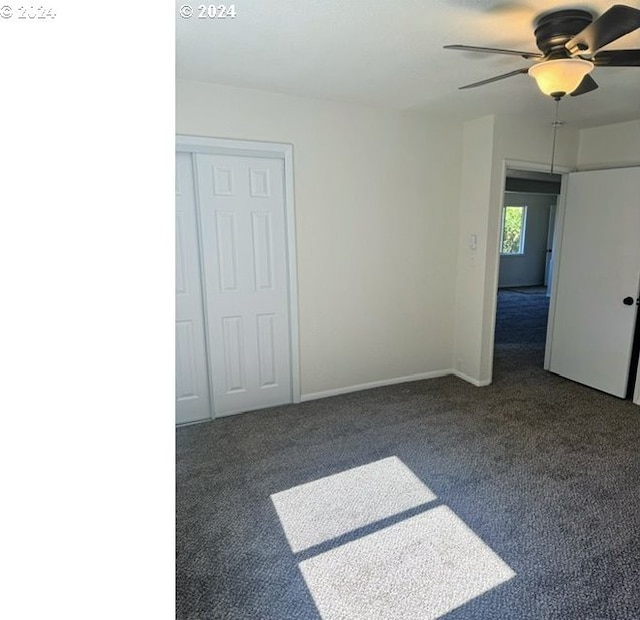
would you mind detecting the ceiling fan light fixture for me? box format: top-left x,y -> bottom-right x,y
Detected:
528,58 -> 594,97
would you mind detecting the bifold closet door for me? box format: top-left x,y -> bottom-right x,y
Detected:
196,153 -> 293,417
176,153 -> 213,424
548,167 -> 640,398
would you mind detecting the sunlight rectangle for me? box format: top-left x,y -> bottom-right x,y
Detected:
270,456 -> 436,552
299,505 -> 515,620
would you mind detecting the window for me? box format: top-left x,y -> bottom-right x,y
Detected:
500,205 -> 526,255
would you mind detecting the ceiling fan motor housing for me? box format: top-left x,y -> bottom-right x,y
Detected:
534,10 -> 594,58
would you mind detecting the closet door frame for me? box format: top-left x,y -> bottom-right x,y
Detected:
176,134 -> 301,412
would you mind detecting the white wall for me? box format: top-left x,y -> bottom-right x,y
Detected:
453,114 -> 580,385
578,120 -> 640,169
176,80 -> 464,398
452,116 -> 495,384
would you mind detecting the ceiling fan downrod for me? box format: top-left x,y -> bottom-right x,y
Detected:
550,98 -> 564,174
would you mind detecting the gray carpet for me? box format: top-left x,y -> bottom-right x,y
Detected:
176,292 -> 640,619
494,290 -> 550,345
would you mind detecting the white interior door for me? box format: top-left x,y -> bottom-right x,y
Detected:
196,153 -> 293,416
548,167 -> 640,398
176,153 -> 212,424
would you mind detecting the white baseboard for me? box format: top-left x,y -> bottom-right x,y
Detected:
451,369 -> 491,387
301,370 -> 455,402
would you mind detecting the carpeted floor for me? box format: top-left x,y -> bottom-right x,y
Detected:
176,291 -> 640,619
494,289 -> 549,346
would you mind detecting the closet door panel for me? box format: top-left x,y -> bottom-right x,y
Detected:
175,153 -> 212,424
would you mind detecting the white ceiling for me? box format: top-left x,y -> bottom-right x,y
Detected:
176,0 -> 640,129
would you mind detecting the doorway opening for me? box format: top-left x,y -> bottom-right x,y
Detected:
493,169 -> 561,380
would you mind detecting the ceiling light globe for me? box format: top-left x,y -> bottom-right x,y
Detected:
528,59 -> 594,97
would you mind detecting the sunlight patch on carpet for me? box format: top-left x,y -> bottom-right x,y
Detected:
299,505 -> 515,620
270,456 -> 436,552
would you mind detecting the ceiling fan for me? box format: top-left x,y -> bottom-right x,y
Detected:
444,4 -> 640,99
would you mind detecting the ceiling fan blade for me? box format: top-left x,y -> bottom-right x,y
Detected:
565,5 -> 640,55
444,44 -> 542,59
593,49 -> 640,66
458,68 -> 529,90
569,74 -> 599,97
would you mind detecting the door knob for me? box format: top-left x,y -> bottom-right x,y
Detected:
623,296 -> 634,306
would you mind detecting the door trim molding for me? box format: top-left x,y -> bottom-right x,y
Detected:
176,134 -> 301,408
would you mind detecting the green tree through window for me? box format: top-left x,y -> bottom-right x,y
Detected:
501,206 -> 526,254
